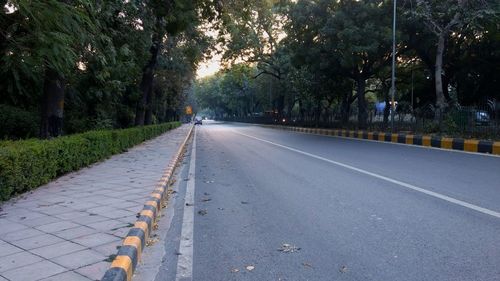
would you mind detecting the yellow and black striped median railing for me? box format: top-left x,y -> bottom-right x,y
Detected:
272,125 -> 500,156
101,125 -> 194,281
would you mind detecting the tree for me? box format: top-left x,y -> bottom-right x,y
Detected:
65,0 -> 152,132
134,0 -> 215,125
217,0 -> 292,115
1,0 -> 94,138
151,26 -> 212,124
321,0 -> 394,128
408,0 -> 496,117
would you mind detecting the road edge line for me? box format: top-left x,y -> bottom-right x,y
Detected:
175,126 -> 197,281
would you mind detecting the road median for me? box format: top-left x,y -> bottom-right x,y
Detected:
101,125 -> 194,281
262,125 -> 500,156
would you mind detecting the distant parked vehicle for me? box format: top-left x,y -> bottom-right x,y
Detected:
194,118 -> 203,125
475,111 -> 490,125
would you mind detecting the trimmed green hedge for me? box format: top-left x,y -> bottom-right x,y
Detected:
0,122 -> 181,201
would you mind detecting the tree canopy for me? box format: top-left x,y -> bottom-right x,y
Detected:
1,0 -> 215,139
195,0 -> 499,130
1,0 -> 499,139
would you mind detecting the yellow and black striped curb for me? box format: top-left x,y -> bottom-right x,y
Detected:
265,125 -> 500,156
101,125 -> 194,281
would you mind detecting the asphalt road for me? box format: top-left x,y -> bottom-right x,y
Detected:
148,121 -> 500,281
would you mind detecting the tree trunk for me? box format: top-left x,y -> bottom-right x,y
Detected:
135,32 -> 162,126
40,68 -> 65,139
314,99 -> 321,127
340,93 -> 351,124
144,86 -> 154,125
298,100 -> 305,123
357,77 -> 367,129
435,33 -> 447,120
286,92 -> 294,120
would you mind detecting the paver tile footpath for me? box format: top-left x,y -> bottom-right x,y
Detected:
0,124 -> 192,281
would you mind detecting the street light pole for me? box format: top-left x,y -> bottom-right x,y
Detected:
390,0 -> 397,131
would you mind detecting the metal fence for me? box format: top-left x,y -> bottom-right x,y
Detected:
223,102 -> 500,140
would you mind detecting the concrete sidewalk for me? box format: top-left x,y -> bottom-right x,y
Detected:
0,125 -> 192,281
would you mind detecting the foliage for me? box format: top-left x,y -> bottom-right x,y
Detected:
195,0 -> 499,130
195,64 -> 267,118
0,122 -> 180,201
1,0 -> 499,137
1,0 -> 94,98
0,0 -> 215,139
0,104 -> 38,139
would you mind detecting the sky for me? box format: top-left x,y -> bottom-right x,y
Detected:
196,53 -> 222,79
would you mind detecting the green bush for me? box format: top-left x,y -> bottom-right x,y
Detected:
0,122 -> 181,201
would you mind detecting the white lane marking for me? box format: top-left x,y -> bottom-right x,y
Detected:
175,129 -> 197,281
233,130 -> 500,219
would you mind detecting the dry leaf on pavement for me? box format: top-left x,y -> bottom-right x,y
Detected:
278,243 -> 301,253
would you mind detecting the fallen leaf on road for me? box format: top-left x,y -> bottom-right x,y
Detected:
339,265 -> 348,273
198,209 -> 208,216
278,243 -> 301,253
146,238 -> 159,247
231,268 -> 239,273
246,265 -> 255,271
